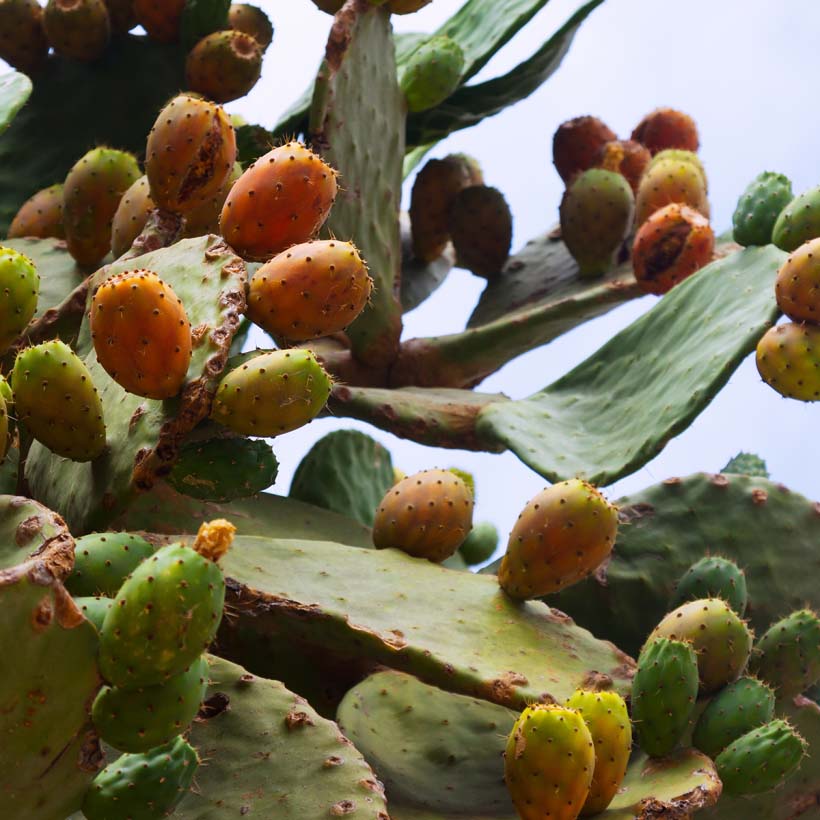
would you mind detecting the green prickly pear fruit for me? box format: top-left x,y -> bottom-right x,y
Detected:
504,703 -> 595,820
646,149 -> 708,189
43,0 -> 111,62
0,0 -> 48,74
75,595 -> 114,631
372,468 -> 474,562
210,349 -> 332,437
0,245 -> 39,352
0,374 -> 13,440
560,169 -> 634,277
499,479 -> 618,600
66,531 -> 155,597
775,237 -> 820,323
103,0 -> 136,33
756,322 -> 820,401
593,139 -> 651,194
670,556 -> 748,616
552,115 -> 617,184
750,609 -> 820,696
692,676 -> 775,758
400,35 -> 464,113
635,157 -> 710,226
722,452 -> 768,477
715,719 -> 807,796
631,636 -> 699,758
448,185 -> 513,278
12,339 -> 106,461
732,171 -> 792,247
8,184 -> 65,240
565,689 -> 631,815
631,108 -> 699,155
185,30 -> 263,105
110,176 -> 154,258
649,598 -> 753,693
229,3 -> 274,51
133,0 -> 184,42
458,521 -> 499,565
772,185 -> 820,251
82,735 -> 200,820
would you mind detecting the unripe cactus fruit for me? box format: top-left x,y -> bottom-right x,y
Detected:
43,0 -> 111,62
635,157 -> 710,227
133,0 -> 184,42
458,520 -> 499,565
110,176 -> 154,258
647,148 -> 708,190
593,139 -> 651,193
102,0 -> 136,33
732,171 -> 793,247
772,185 -> 820,252
631,203 -> 715,295
552,115 -> 617,184
90,269 -> 193,400
400,35 -> 464,113
66,531 -> 155,597
12,339 -> 106,461
504,704 -> 595,820
448,185 -> 513,278
775,237 -> 820,323
750,609 -> 820,696
75,595 -> 114,631
220,141 -> 338,261
8,184 -> 65,240
186,30 -> 263,105
145,94 -> 237,215
756,322 -> 820,401
372,468 -> 474,562
631,107 -> 699,155
0,0 -> 48,74
0,245 -> 39,352
229,3 -> 274,51
670,555 -> 748,615
182,161 -> 243,238
498,479 -> 618,600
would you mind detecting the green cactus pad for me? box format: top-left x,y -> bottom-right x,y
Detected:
66,531 -> 155,597
722,451 -> 768,476
733,171 -> 793,247
459,520 -> 499,565
0,493 -> 74,573
773,185 -> 820,251
0,70 -> 31,135
751,609 -> 820,696
74,595 -> 114,631
671,556 -> 748,615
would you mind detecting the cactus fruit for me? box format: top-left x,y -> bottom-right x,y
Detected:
12,339 -> 106,461
75,595 -> 115,631
631,107 -> 699,155
63,147 -> 141,267
132,0 -> 184,42
399,35 -> 465,113
145,94 -> 237,215
311,0 -> 344,12
593,138 -> 651,193
750,609 -> 820,696
498,479 -> 618,600
458,520 -> 499,565
692,676 -> 775,758
66,531 -> 155,597
756,322 -> 820,401
103,0 -> 136,33
247,240 -> 373,342
722,451 -> 768,477
646,148 -> 708,188
632,203 -> 715,295
448,185 -> 513,278
631,636 -> 699,758
670,556 -> 748,615
504,704 -> 595,820
732,171 -> 793,246
715,719 -> 807,796
8,184 -> 65,240
220,141 -> 338,261
228,3 -> 274,51
772,185 -> 820,252
559,169 -> 635,277
649,598 -> 753,693
0,0 -> 48,74
210,349 -> 333,436
43,0 -> 111,62
635,157 -> 710,227
552,115 -> 617,184
186,30 -> 264,105
110,176 -> 154,258
90,269 -> 193,400
0,245 -> 39,351
565,689 -> 631,815
182,161 -> 242,238
775,237 -> 820,323
389,0 -> 433,12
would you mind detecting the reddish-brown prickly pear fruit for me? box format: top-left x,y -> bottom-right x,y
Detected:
110,176 -> 154,258
499,479 -> 618,600
43,0 -> 111,61
248,239 -> 372,342
635,156 -> 709,226
775,238 -> 820,324
228,3 -> 273,51
632,203 -> 715,295
133,0 -> 184,42
145,94 -> 237,215
0,0 -> 48,74
63,147 -> 141,268
372,468 -> 474,562
756,322 -> 820,401
90,269 -> 192,399
8,184 -> 65,240
552,115 -> 617,184
447,185 -> 512,278
182,161 -> 242,238
220,141 -> 338,261
632,107 -> 699,155
389,0 -> 433,13
185,30 -> 263,104
103,0 -> 135,32
593,139 -> 651,194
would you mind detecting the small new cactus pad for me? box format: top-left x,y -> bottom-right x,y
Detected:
145,94 -> 237,215
8,184 -> 65,240
66,531 -> 155,597
635,157 -> 710,227
92,656 -> 209,752
750,609 -> 820,696
210,349 -> 332,436
671,556 -> 748,615
565,689 -> 631,815
775,237 -> 820,323
400,34 -> 465,113
552,115 -> 617,183
186,30 -> 263,104
594,138 -> 651,193
247,239 -> 373,342
103,0 -> 136,33
732,171 -> 793,246
504,704 -> 595,820
12,339 -> 106,461
110,176 -> 154,258
0,245 -> 39,352
756,322 -> 820,401
372,468 -> 474,562
631,636 -> 699,757
99,542 -> 225,688
448,185 -> 513,278
75,595 -> 114,631
649,598 -> 753,693
228,3 -> 274,50
692,676 -> 775,758
646,149 -> 708,189
772,185 -> 820,251
560,168 -> 634,277
632,203 -> 715,295
715,719 -> 807,796
0,0 -> 48,74
499,479 -> 618,599
459,520 -> 499,565
133,0 -> 184,42
721,451 -> 768,477
182,161 -> 242,238
82,736 -> 200,819
631,107 -> 699,154
43,0 -> 110,62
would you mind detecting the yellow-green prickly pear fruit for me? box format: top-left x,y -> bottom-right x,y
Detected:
756,322 -> 820,402
775,237 -> 820,323
635,156 -> 710,227
0,245 -> 39,353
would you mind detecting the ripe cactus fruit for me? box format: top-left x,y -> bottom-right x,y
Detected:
504,704 -> 595,820
110,176 -> 154,258
756,322 -> 820,401
647,148 -> 708,190
132,0 -> 184,42
372,468 -> 474,562
458,520 -> 499,565
75,595 -> 114,631
220,141 -> 338,261
560,168 -> 635,277
732,171 -> 793,247
671,556 -> 748,616
750,609 -> 820,696
635,157 -> 710,227
0,0 -> 48,74
552,115 -> 617,184
593,138 -> 651,193
632,203 -> 715,295
12,339 -> 106,461
498,479 -> 618,600
186,30 -> 263,105
448,185 -> 513,278
210,349 -> 333,436
247,239 -> 373,342
8,184 -> 65,240
399,34 -> 465,113
772,185 -> 820,252
145,94 -> 237,215
649,598 -> 753,693
228,3 -> 274,51
631,107 -> 699,154
66,531 -> 155,597
102,0 -> 136,33
565,689 -> 631,815
0,245 -> 39,352
775,237 -> 820,323
43,0 -> 111,62
63,147 -> 141,267
182,161 -> 242,238
631,636 -> 699,758
90,269 -> 192,399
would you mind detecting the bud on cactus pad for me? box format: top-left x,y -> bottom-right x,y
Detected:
671,556 -> 748,616
448,185 -> 513,278
133,0 -> 184,42
732,171 -> 793,247
66,531 -> 155,597
756,322 -> 820,401
772,185 -> 820,252
186,30 -> 263,105
504,704 -> 595,820
90,269 -> 193,399
750,609 -> 820,696
8,184 -> 66,240
103,0 -> 136,33
0,245 -> 39,352
635,157 -> 710,227
552,115 -> 617,184
372,468 -> 474,562
229,3 -> 274,51
110,176 -> 154,258
775,237 -> 820,323
631,108 -> 699,155
499,479 -> 618,600
593,139 -> 651,194
458,520 -> 499,565
75,595 -> 114,631
0,0 -> 48,74
647,149 -> 708,190
400,35 -> 465,113
43,0 -> 111,62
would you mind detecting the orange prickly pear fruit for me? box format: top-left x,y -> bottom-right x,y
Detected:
133,0 -> 184,42
0,0 -> 48,75
90,269 -> 192,399
228,3 -> 274,51
593,139 -> 651,194
756,322 -> 820,402
552,115 -> 617,184
635,156 -> 709,227
110,176 -> 154,258
186,30 -> 263,104
632,107 -> 700,155
43,0 -> 111,62
8,184 -> 65,240
220,141 -> 338,261
775,237 -> 820,323
182,162 -> 243,238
